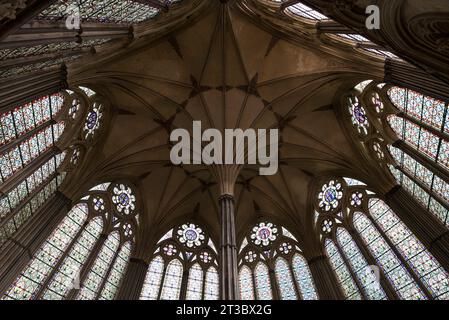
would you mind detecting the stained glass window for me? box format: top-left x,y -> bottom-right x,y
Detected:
369,199 -> 449,299
203,267 -> 219,300
140,222 -> 218,300
239,266 -> 255,300
254,262 -> 273,300
160,259 -> 183,300
140,256 -> 165,300
186,263 -> 203,300
2,204 -> 88,300
292,254 -> 319,300
353,212 -> 425,300
325,239 -> 362,300
275,258 -> 297,300
336,227 -> 388,300
239,221 -> 318,300
2,182 -> 137,300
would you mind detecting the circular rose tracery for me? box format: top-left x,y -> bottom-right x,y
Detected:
250,222 -> 278,247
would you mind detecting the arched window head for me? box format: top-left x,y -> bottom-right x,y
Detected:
2,181 -> 139,300
140,222 -> 218,300
314,176 -> 449,300
0,91 -> 70,248
238,220 -> 318,300
341,81 -> 448,228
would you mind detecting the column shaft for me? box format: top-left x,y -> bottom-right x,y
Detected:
219,195 -> 239,300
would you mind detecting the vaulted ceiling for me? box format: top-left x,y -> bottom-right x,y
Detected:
1,0 -> 447,248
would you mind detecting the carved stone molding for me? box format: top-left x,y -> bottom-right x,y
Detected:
0,0 -> 26,21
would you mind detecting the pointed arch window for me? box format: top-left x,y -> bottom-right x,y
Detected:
0,91 -> 73,248
343,81 -> 448,227
315,177 -> 449,300
2,182 -> 138,300
140,222 -> 219,300
238,221 -> 318,300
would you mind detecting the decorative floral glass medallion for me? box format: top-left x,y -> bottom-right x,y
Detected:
371,92 -> 384,113
70,147 -> 80,165
83,103 -> 103,139
69,99 -> 80,119
177,223 -> 205,248
321,219 -> 333,234
318,180 -> 343,212
112,184 -> 136,215
199,251 -> 212,264
92,196 -> 105,211
279,242 -> 292,255
348,96 -> 369,135
350,192 -> 363,207
373,141 -> 384,160
122,222 -> 133,237
244,251 -> 258,263
250,222 -> 278,247
163,244 -> 177,256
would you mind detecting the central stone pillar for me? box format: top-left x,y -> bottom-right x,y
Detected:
214,164 -> 240,300
219,194 -> 239,300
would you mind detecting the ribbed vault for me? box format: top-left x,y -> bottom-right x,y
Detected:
61,0 -> 385,253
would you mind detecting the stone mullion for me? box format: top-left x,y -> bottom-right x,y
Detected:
33,217 -> 89,300
385,186 -> 449,273
94,245 -> 121,300
288,261 -> 303,300
308,251 -> 347,300
393,140 -> 449,185
115,257 -> 148,300
65,233 -> 108,300
0,192 -> 71,296
0,119 -> 56,155
156,263 -> 169,300
179,266 -> 190,300
397,113 -> 449,143
0,146 -> 60,197
0,172 -> 58,231
366,215 -> 433,299
394,165 -> 449,212
348,228 -> 399,300
332,241 -> 367,300
201,268 -> 207,300
268,267 -> 281,300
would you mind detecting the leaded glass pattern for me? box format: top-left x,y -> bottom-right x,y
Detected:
42,217 -> 104,300
2,204 -> 88,300
203,267 -> 219,300
99,241 -> 132,300
369,199 -> 449,299
291,254 -> 318,300
37,0 -> 169,24
336,227 -> 388,300
140,256 -> 165,300
324,239 -> 362,300
275,258 -> 297,300
160,259 -> 183,300
285,2 -> 329,20
254,262 -> 273,300
239,266 -> 255,300
76,232 -> 121,300
140,222 -> 217,300
353,212 -> 425,300
186,263 -> 203,300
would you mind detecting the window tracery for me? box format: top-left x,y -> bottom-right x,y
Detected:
342,81 -> 448,227
140,222 -> 218,300
315,177 -> 449,300
238,220 -> 318,300
2,181 -> 138,300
